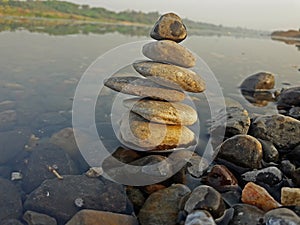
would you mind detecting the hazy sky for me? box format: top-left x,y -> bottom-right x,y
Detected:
61,0 -> 300,30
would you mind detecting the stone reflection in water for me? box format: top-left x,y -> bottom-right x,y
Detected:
241,89 -> 275,107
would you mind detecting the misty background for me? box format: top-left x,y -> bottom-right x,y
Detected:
58,0 -> 300,30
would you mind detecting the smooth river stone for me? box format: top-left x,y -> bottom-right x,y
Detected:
240,72 -> 275,91
241,182 -> 280,211
120,112 -> 195,151
281,187 -> 300,206
216,135 -> 263,169
142,40 -> 196,68
104,76 -> 185,102
150,13 -> 187,42
249,114 -> 300,150
123,98 -> 198,125
133,61 -> 205,92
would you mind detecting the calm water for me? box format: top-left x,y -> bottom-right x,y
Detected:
0,29 -> 300,153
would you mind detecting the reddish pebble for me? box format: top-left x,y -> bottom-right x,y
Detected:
241,182 -> 280,211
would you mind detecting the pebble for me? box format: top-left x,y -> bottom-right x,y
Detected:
0,110 -> 17,131
65,210 -> 139,225
240,72 -> 275,91
0,178 -> 22,221
133,61 -> 205,92
24,175 -> 129,224
126,186 -> 145,213
216,135 -> 263,169
241,166 -> 283,186
184,210 -> 216,225
124,98 -> 198,125
23,211 -> 57,225
287,145 -> 300,167
150,13 -> 187,42
241,182 -> 281,211
120,112 -> 195,151
142,40 -> 196,68
139,184 -> 191,225
277,86 -> 300,109
264,208 -> 300,225
85,167 -> 103,178
204,165 -> 238,192
258,139 -> 279,163
230,204 -> 264,225
281,187 -> 300,206
104,76 -> 186,102
250,114 -> 300,150
184,185 -> 226,218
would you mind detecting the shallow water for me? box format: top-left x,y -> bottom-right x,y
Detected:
0,29 -> 299,166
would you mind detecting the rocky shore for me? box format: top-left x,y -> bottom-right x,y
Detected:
0,13 -> 299,225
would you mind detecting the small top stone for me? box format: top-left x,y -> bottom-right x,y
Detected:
150,13 -> 187,43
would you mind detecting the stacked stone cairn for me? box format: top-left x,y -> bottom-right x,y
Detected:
104,13 -> 206,151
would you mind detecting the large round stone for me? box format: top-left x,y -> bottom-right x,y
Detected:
124,98 -> 198,125
216,135 -> 263,169
150,13 -> 187,42
104,76 -> 185,102
120,112 -> 196,151
142,40 -> 196,68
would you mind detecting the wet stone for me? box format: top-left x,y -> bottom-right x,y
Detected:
184,185 -> 226,218
264,208 -> 300,225
221,190 -> 242,207
124,98 -> 198,125
23,211 -> 57,225
250,114 -> 300,150
142,40 -> 196,68
281,187 -> 300,206
240,72 -> 275,91
184,210 -> 216,225
204,165 -> 238,192
24,175 -> 129,224
229,204 -> 264,225
133,61 -> 205,92
241,166 -> 283,186
216,135 -> 263,169
281,160 -> 296,178
287,145 -> 300,167
120,112 -> 195,151
104,76 -> 186,102
241,90 -> 274,107
0,178 -> 22,222
150,13 -> 187,42
139,184 -> 191,225
241,182 -> 280,211
65,210 -> 139,225
21,143 -> 79,193
258,139 -> 279,163
277,86 -> 300,109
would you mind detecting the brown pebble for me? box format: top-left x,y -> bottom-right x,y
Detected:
281,187 -> 300,206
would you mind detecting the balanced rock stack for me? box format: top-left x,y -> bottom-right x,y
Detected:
104,13 -> 206,151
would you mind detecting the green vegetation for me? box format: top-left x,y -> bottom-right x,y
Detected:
0,0 -> 269,37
